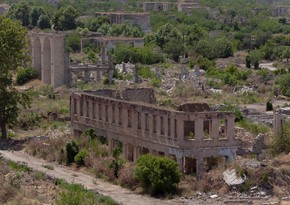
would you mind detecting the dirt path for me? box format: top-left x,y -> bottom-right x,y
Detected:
0,149 -> 188,205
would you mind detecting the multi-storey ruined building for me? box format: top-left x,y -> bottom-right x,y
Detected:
71,88 -> 240,178
139,2 -> 174,12
95,12 -> 151,33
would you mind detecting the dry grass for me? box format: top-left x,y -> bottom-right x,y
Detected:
118,162 -> 138,189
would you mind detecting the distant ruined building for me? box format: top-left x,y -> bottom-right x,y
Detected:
71,88 -> 240,179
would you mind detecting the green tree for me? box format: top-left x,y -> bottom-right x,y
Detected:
6,2 -> 31,27
0,16 -> 30,138
29,7 -> 46,27
282,47 -> 290,62
37,14 -> 51,30
249,50 -> 262,69
276,73 -> 290,97
88,16 -> 109,32
155,23 -> 181,49
53,6 -> 79,30
163,39 -> 184,62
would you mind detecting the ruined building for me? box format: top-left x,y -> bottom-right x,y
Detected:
29,31 -> 70,87
71,88 -> 240,178
139,2 -> 174,12
95,12 -> 152,33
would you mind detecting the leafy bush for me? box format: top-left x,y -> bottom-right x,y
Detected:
135,154 -> 180,195
16,67 -> 38,85
276,73 -> 290,97
65,32 -> 81,52
113,45 -> 164,65
66,141 -> 80,165
74,149 -> 89,166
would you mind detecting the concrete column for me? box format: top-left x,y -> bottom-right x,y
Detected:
108,103 -> 113,123
170,118 -> 176,139
148,114 -> 153,134
133,146 -> 139,162
211,118 -> 219,141
196,156 -> 204,180
176,119 -> 184,141
141,112 -> 146,132
122,107 -> 128,128
115,105 -> 119,125
176,156 -> 184,172
101,103 -> 106,122
89,100 -> 93,120
132,110 -> 138,129
156,115 -> 161,135
83,97 -> 87,118
164,117 -> 169,137
95,102 -> 99,121
195,119 -> 203,142
84,71 -> 90,82
76,98 -> 81,116
226,117 -> 235,143
108,138 -> 113,154
122,143 -> 127,160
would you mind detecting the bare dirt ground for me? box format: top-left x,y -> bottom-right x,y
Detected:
0,146 -> 287,205
0,149 -> 182,205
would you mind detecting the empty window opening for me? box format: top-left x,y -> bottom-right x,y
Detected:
153,115 -> 156,133
204,157 -> 224,172
145,113 -> 149,131
174,119 -> 177,138
92,102 -> 96,119
80,99 -> 83,116
118,106 -> 122,126
203,120 -> 211,139
184,121 -> 195,140
184,157 -> 196,174
86,101 -> 89,117
161,116 -> 164,135
219,119 -> 227,139
168,118 -> 171,136
137,112 -> 141,129
105,105 -> 108,122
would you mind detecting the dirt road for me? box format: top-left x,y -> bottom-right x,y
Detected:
0,149 -> 187,205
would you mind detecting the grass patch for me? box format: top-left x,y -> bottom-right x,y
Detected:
237,120 -> 269,135
8,161 -> 30,172
55,179 -> 117,205
42,164 -> 54,170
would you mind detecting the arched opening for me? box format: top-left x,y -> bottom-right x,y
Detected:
43,38 -> 51,84
33,37 -> 41,79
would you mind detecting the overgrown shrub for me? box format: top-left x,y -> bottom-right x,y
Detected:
65,32 -> 81,52
276,73 -> 290,97
16,67 -> 38,85
74,149 -> 89,166
113,45 -> 164,65
66,141 -> 80,165
135,154 -> 180,195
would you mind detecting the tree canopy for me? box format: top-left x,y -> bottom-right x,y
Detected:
0,16 -> 31,138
